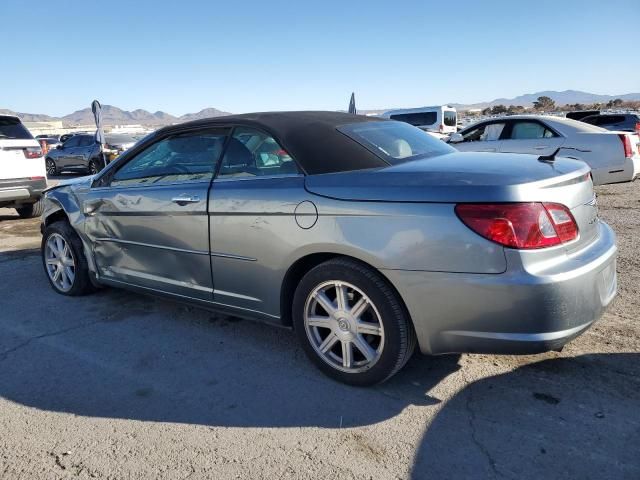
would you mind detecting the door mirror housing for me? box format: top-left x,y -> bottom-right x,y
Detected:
448,132 -> 464,144
57,144 -> 64,149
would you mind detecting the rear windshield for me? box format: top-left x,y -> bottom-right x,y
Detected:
389,112 -> 437,127
338,121 -> 455,164
0,117 -> 33,139
443,110 -> 457,126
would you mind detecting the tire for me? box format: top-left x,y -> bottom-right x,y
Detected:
88,158 -> 101,175
41,220 -> 96,296
16,198 -> 45,218
293,257 -> 416,386
45,157 -> 58,176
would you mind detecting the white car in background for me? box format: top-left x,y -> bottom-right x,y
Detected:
0,115 -> 47,218
381,106 -> 457,139
448,115 -> 640,185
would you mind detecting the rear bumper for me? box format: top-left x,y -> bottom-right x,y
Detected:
0,177 -> 47,205
383,221 -> 617,355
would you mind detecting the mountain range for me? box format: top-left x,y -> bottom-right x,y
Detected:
2,90 -> 640,126
0,105 -> 231,126
449,90 -> 640,110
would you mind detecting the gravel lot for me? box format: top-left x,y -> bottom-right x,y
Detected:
0,178 -> 638,479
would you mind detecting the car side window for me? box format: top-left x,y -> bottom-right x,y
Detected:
79,136 -> 94,147
110,130 -> 227,187
461,122 -> 505,142
217,127 -> 300,178
510,122 -> 556,140
63,136 -> 80,148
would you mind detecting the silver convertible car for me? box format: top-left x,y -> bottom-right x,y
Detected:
40,112 -> 617,385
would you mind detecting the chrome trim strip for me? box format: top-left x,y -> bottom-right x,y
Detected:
95,237 -> 257,262
95,237 -> 208,256
214,289 -> 261,303
210,251 -> 257,262
108,266 -> 213,292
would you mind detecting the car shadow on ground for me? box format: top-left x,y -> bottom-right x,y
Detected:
0,248 -> 460,430
411,353 -> 640,479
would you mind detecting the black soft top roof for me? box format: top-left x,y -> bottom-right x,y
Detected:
165,111 -> 389,174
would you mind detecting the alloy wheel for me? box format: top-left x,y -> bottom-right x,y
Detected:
46,159 -> 56,176
304,280 -> 385,373
44,233 -> 76,292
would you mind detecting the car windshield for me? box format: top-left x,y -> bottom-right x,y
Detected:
0,117 -> 33,139
338,121 -> 455,164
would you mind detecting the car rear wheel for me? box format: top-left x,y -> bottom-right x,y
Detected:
293,258 -> 416,386
16,199 -> 44,218
45,158 -> 57,176
42,221 -> 95,296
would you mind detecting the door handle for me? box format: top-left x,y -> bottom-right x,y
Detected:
171,195 -> 200,205
534,146 -> 549,150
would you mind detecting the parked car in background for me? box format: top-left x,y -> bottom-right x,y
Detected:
40,111 -> 617,385
104,133 -> 138,162
36,134 -> 60,141
38,137 -> 61,155
0,115 -> 47,218
580,113 -> 640,134
45,133 -> 104,176
565,110 -> 600,121
448,115 -> 640,185
381,106 -> 457,138
59,133 -> 76,143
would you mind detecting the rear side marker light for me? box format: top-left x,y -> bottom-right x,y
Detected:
23,147 -> 43,159
455,202 -> 579,249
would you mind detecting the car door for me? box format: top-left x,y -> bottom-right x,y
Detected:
453,121 -> 506,152
75,135 -> 96,168
83,127 -> 229,300
209,126 -> 305,320
57,135 -> 81,169
499,120 -> 565,156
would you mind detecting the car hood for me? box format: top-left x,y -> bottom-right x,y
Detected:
304,152 -> 591,204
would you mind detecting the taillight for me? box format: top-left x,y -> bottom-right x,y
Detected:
619,134 -> 632,158
455,202 -> 579,249
23,147 -> 43,159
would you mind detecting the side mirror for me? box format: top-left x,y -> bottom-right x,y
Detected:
56,144 -> 63,149
448,133 -> 464,144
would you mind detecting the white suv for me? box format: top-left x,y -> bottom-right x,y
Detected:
0,115 -> 48,218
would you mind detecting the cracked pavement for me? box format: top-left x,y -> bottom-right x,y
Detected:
0,180 -> 638,479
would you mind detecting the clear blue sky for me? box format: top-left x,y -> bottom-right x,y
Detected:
1,0 -> 638,116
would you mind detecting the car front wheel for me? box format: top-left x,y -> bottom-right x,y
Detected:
293,258 -> 416,386
42,220 -> 95,296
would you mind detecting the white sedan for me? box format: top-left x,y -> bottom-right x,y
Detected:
448,115 -> 640,185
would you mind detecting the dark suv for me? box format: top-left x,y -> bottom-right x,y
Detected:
581,113 -> 640,133
45,134 -> 104,176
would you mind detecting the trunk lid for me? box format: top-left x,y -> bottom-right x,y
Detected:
305,151 -> 598,253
